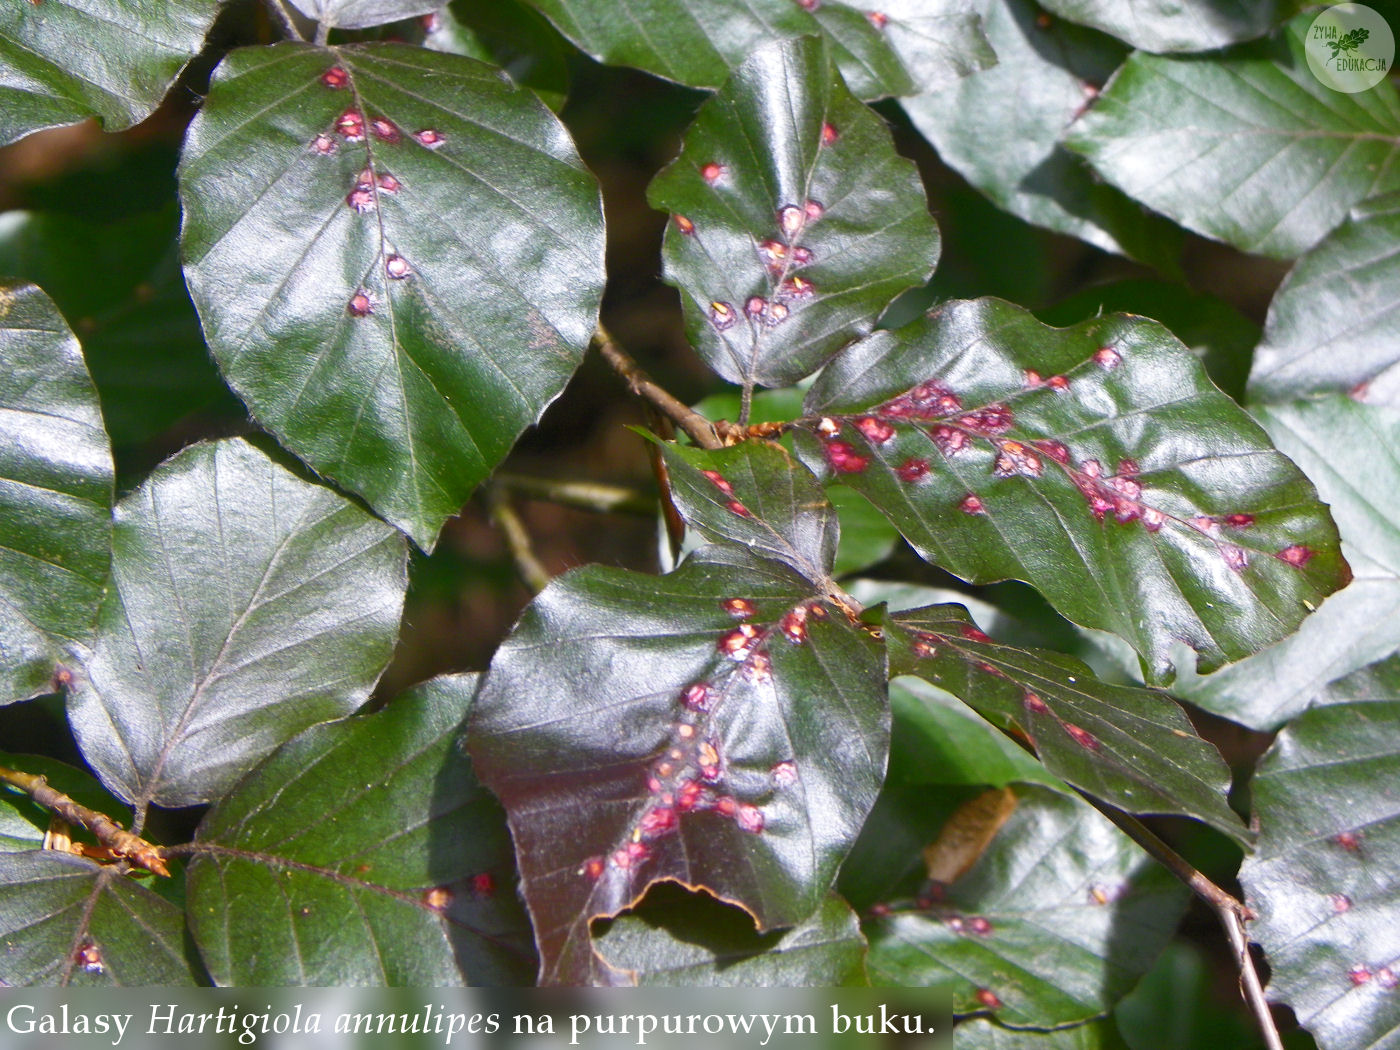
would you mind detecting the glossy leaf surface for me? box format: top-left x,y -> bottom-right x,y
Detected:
68,438 -> 407,808
900,0 -> 1181,268
956,1018 -> 1130,1050
1250,192 -> 1400,408
0,283 -> 112,706
1178,399 -> 1400,730
188,673 -> 533,985
0,0 -> 220,145
661,439 -> 835,583
797,297 -> 1346,680
595,890 -> 866,985
865,787 -> 1188,1025
523,0 -> 993,100
180,43 -> 605,549
1241,695 -> 1400,1050
0,208 -> 240,447
418,0 -> 571,113
888,605 -> 1244,839
1039,0 -> 1282,52
470,546 -> 888,984
1068,16 -> 1400,258
649,37 -> 939,390
0,853 -> 200,985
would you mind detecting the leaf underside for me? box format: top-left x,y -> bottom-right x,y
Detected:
1039,0 -> 1282,52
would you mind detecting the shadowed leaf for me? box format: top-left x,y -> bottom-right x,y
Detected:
887,604 -> 1245,840
289,0 -> 445,30
1039,0 -> 1283,52
0,853 -> 201,985
180,43 -> 605,549
0,283 -> 112,706
187,673 -> 532,985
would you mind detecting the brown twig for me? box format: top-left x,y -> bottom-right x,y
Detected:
594,325 -> 723,450
1079,797 -> 1282,1050
487,486 -> 551,594
0,766 -> 169,877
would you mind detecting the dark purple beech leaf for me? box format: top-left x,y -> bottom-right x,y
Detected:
469,545 -> 888,985
899,0 -> 1182,270
67,438 -> 407,809
659,439 -> 836,584
179,43 -> 605,550
1066,15 -> 1400,259
795,297 -> 1348,681
0,853 -> 202,985
187,673 -> 533,985
414,1 -> 571,113
648,37 -> 939,392
522,0 -> 993,101
865,786 -> 1188,1026
594,889 -> 867,985
1240,690 -> 1400,1050
1039,0 -> 1283,52
887,604 -> 1245,840
1249,192 -> 1400,408
0,1 -> 220,146
289,0 -> 445,30
0,283 -> 112,706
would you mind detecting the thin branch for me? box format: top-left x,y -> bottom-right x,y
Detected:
1079,798 -> 1283,1050
314,19 -> 330,46
594,325 -> 723,450
495,472 -> 655,516
0,766 -> 169,877
263,0 -> 306,41
487,487 -> 551,594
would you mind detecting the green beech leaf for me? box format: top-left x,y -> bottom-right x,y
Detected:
1038,0 -> 1283,52
0,1 -> 220,146
0,752 -> 130,854
0,208 -> 241,447
660,440 -> 836,583
795,297 -> 1347,680
595,889 -> 866,985
0,282 -> 112,706
470,545 -> 888,984
648,37 -> 939,391
1249,192 -> 1400,407
865,787 -> 1188,1024
1241,695 -> 1400,1050
523,0 -> 993,101
956,1018 -> 1130,1050
887,605 -> 1245,839
1176,399 -> 1399,730
68,437 -> 407,809
180,43 -> 605,549
900,0 -> 1181,268
289,0 -> 444,30
0,853 -> 201,985
416,0 -> 571,113
1067,15 -> 1400,259
187,673 -> 532,985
